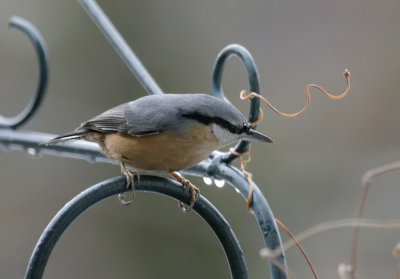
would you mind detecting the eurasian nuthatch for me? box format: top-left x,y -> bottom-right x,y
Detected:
45,93 -> 273,207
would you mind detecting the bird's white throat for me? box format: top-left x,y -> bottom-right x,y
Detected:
211,124 -> 244,147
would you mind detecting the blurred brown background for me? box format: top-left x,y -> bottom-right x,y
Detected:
1,0 -> 400,278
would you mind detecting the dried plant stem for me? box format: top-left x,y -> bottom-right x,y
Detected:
261,218 -> 400,260
275,218 -> 319,279
350,161 -> 400,278
230,145 -> 255,210
268,256 -> 295,279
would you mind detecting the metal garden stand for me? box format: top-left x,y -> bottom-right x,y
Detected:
0,1 -> 287,278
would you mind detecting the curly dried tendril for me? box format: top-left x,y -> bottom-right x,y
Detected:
232,70 -> 350,213
240,69 -> 350,119
229,146 -> 255,211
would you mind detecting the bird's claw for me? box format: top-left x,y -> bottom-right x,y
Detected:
119,164 -> 136,206
178,180 -> 200,211
169,172 -> 200,211
118,192 -> 134,206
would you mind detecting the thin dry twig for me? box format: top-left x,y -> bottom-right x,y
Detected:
261,218 -> 400,259
260,247 -> 295,279
229,145 -> 255,211
350,161 -> 400,278
275,218 -> 319,279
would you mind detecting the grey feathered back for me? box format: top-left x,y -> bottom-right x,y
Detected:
80,94 -> 248,136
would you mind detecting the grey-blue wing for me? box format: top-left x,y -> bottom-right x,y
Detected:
79,102 -> 160,136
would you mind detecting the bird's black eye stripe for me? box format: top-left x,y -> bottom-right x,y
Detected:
181,112 -> 247,134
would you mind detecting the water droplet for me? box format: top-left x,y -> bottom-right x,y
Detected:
214,179 -> 225,188
203,176 -> 213,185
0,142 -> 10,151
86,156 -> 97,164
26,147 -> 38,156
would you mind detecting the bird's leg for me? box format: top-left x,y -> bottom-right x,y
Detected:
169,171 -> 200,211
118,162 -> 137,206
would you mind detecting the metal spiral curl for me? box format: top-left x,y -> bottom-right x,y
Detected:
212,44 -> 261,163
0,16 -> 49,130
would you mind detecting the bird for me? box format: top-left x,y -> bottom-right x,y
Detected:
44,93 -> 273,208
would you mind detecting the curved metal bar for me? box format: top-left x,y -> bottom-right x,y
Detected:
25,176 -> 248,279
185,152 -> 287,279
79,0 -> 163,95
211,44 -> 262,163
0,129 -> 113,164
0,16 -> 49,130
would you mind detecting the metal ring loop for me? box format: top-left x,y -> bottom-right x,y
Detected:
0,16 -> 49,130
25,176 -> 248,279
211,44 -> 262,163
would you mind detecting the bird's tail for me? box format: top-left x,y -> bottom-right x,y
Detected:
41,130 -> 89,145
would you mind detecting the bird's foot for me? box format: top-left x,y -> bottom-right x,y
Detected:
169,171 -> 200,211
118,164 -> 137,206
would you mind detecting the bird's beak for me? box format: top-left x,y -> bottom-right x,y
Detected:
247,129 -> 274,143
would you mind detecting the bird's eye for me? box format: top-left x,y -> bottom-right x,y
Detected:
228,126 -> 237,133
